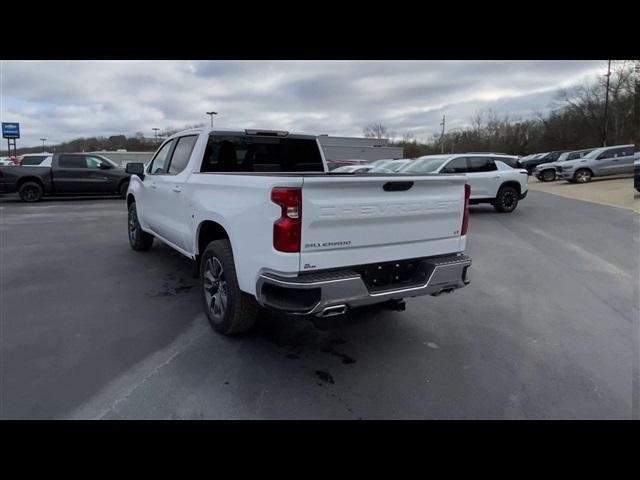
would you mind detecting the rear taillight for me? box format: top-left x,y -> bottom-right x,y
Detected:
271,187 -> 302,253
461,183 -> 470,236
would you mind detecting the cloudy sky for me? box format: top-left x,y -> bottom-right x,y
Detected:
1,60 -> 606,148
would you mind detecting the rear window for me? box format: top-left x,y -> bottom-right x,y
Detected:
200,135 -> 323,173
495,156 -> 520,168
467,157 -> 497,172
21,156 -> 47,166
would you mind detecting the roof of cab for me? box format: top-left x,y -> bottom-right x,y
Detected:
166,127 -> 317,140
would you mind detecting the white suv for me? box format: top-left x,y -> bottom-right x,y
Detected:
399,154 -> 529,212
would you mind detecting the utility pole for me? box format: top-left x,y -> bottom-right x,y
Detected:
634,61 -> 640,147
440,115 -> 446,154
206,111 -> 218,128
152,128 -> 160,144
40,138 -> 47,152
602,60 -> 612,147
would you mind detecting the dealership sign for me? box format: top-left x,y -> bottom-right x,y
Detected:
2,122 -> 20,139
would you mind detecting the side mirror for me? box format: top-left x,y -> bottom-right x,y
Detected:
99,163 -> 113,169
126,162 -> 145,179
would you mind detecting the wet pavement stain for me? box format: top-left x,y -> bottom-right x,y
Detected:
315,370 -> 335,384
321,346 -> 356,365
146,273 -> 195,297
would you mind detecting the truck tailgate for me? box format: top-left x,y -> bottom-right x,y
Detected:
300,174 -> 467,272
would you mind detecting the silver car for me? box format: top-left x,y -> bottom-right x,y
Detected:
533,148 -> 595,182
556,144 -> 639,183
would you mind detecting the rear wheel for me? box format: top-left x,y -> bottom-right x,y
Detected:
128,202 -> 154,251
493,186 -> 519,213
200,239 -> 258,335
18,181 -> 44,202
541,170 -> 556,182
574,169 -> 592,183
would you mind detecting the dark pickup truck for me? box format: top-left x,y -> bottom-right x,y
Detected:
0,153 -> 132,202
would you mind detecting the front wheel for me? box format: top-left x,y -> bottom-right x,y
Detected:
200,239 -> 258,335
128,202 -> 154,251
573,169 -> 592,183
493,186 -> 519,213
541,170 -> 556,182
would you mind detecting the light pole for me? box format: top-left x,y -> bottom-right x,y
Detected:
206,111 -> 218,128
40,138 -> 47,153
152,128 -> 160,144
602,60 -> 612,147
440,115 -> 446,154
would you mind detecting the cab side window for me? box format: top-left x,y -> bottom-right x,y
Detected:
58,155 -> 87,168
148,140 -> 175,174
168,135 -> 198,174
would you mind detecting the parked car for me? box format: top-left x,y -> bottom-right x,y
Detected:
635,159 -> 640,192
381,159 -> 413,172
399,153 -> 528,213
0,158 -> 15,166
125,128 -> 472,335
534,148 -> 595,182
0,153 -> 133,202
370,159 -> 396,169
556,144 -> 639,183
326,159 -> 368,171
520,151 -> 567,174
331,164 -> 378,173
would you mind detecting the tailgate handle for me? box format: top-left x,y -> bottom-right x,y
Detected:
383,181 -> 414,192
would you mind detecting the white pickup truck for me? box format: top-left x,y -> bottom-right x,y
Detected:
125,128 -> 472,335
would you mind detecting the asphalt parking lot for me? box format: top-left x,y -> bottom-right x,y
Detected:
0,188 -> 637,419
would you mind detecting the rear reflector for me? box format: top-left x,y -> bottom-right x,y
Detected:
271,187 -> 302,252
461,183 -> 470,236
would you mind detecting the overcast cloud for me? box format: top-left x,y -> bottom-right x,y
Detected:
0,60 -> 605,147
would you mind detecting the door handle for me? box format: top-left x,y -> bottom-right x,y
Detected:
150,183 -> 157,189
493,176 -> 501,179
171,186 -> 182,193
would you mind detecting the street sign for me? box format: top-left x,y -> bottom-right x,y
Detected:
2,122 -> 20,139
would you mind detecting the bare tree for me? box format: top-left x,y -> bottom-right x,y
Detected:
363,122 -> 388,139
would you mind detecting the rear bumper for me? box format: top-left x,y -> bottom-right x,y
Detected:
255,254 -> 472,316
519,190 -> 528,200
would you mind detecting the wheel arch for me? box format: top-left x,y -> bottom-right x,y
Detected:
498,180 -> 521,195
574,167 -> 594,176
196,220 -> 230,256
16,176 -> 45,190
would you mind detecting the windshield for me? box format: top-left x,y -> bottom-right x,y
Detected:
399,156 -> 449,173
372,159 -> 393,167
583,148 -> 605,159
389,160 -> 411,171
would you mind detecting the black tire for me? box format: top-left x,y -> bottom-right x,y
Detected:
18,181 -> 43,202
541,170 -> 556,182
493,186 -> 519,213
128,202 -> 154,251
573,169 -> 592,183
119,181 -> 129,199
200,239 -> 258,335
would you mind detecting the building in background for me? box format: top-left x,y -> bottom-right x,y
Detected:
317,135 -> 403,163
